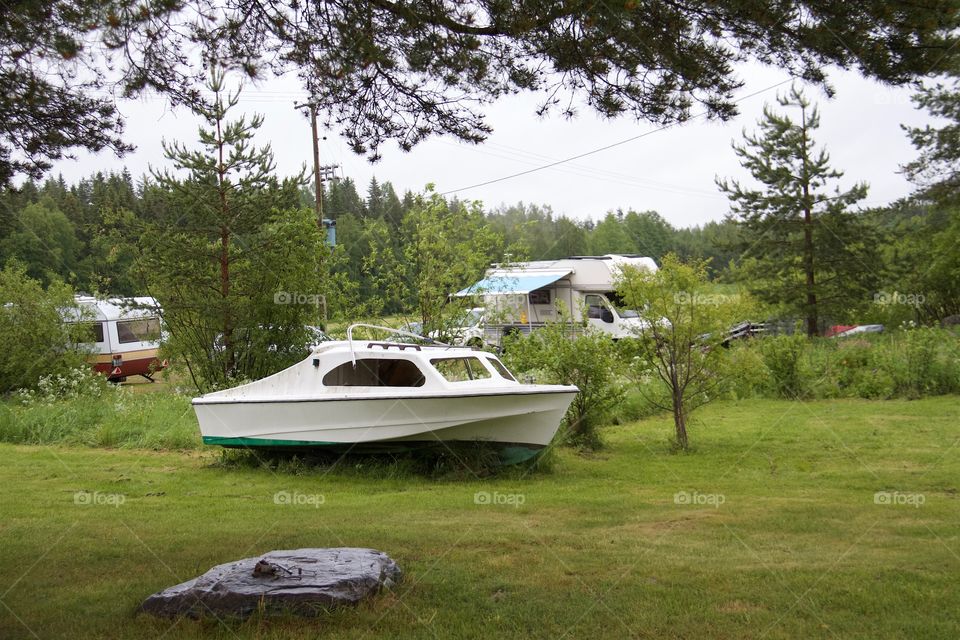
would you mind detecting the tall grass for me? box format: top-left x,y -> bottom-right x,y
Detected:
725,326 -> 960,401
0,388 -> 199,449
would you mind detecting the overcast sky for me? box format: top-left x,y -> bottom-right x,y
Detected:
50,61 -> 936,229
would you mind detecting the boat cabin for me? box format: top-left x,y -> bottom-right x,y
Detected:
318,344 -> 517,389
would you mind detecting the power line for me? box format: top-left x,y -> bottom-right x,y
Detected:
439,78 -> 795,196
435,138 -> 725,199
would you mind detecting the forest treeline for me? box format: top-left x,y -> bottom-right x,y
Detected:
0,167 -> 955,327
0,171 -> 740,281
0,170 -> 740,295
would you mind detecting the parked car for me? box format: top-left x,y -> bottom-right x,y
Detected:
827,324 -> 884,338
429,307 -> 486,346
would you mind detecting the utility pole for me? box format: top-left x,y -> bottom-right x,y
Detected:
308,103 -> 323,219
295,101 -> 340,223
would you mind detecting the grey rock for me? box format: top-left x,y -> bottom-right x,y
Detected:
140,548 -> 401,619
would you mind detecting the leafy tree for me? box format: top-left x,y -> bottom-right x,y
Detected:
0,263 -> 89,392
622,210 -> 675,260
617,254 -> 754,451
864,201 -> 957,323
3,1 -> 957,183
0,198 -> 80,284
552,217 -> 589,259
82,207 -> 146,296
401,190 -> 502,335
920,211 -> 960,319
137,69 -> 323,391
589,212 -> 635,255
717,85 -> 877,336
360,216 -> 408,316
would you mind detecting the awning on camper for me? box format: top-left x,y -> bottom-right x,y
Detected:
456,270 -> 571,296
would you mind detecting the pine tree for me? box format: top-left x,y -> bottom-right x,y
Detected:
718,85 -> 877,336
139,68 -> 321,390
364,177 -> 383,219
899,66 -> 960,319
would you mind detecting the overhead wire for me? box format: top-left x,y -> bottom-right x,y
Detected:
439,77 -> 795,196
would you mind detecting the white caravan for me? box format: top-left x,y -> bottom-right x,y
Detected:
67,296 -> 167,382
456,255 -> 658,346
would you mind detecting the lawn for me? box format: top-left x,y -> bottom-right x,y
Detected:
1,397 -> 958,639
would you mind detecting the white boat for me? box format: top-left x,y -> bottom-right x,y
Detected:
192,325 -> 578,463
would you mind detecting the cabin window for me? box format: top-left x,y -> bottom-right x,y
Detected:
430,357 -> 492,382
585,294 -> 608,319
322,358 -> 426,387
606,291 -> 640,318
487,357 -> 517,382
117,317 -> 161,344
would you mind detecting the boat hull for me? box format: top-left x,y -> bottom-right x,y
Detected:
194,389 -> 576,452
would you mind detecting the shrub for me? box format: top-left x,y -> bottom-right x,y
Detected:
731,328 -> 959,401
759,334 -> 812,398
502,323 -> 624,450
872,327 -> 960,398
851,368 -> 896,399
0,264 -> 91,393
721,342 -> 770,400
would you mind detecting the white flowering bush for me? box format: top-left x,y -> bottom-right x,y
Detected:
16,367 -> 110,406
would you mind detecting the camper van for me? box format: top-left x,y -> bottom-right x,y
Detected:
68,296 -> 167,382
457,255 -> 658,346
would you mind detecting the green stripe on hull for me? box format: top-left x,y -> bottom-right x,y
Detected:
499,445 -> 542,465
202,436 -> 544,465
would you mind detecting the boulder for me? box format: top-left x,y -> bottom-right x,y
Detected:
140,548 -> 401,619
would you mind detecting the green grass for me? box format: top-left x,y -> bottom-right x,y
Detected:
0,389 -> 199,450
1,397 -> 959,638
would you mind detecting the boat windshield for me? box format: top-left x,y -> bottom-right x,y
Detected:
430,357 -> 492,382
487,357 -> 516,381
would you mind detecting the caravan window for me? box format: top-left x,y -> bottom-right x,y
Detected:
117,318 -> 161,344
81,322 -> 105,343
323,359 -> 426,387
529,289 -> 550,305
